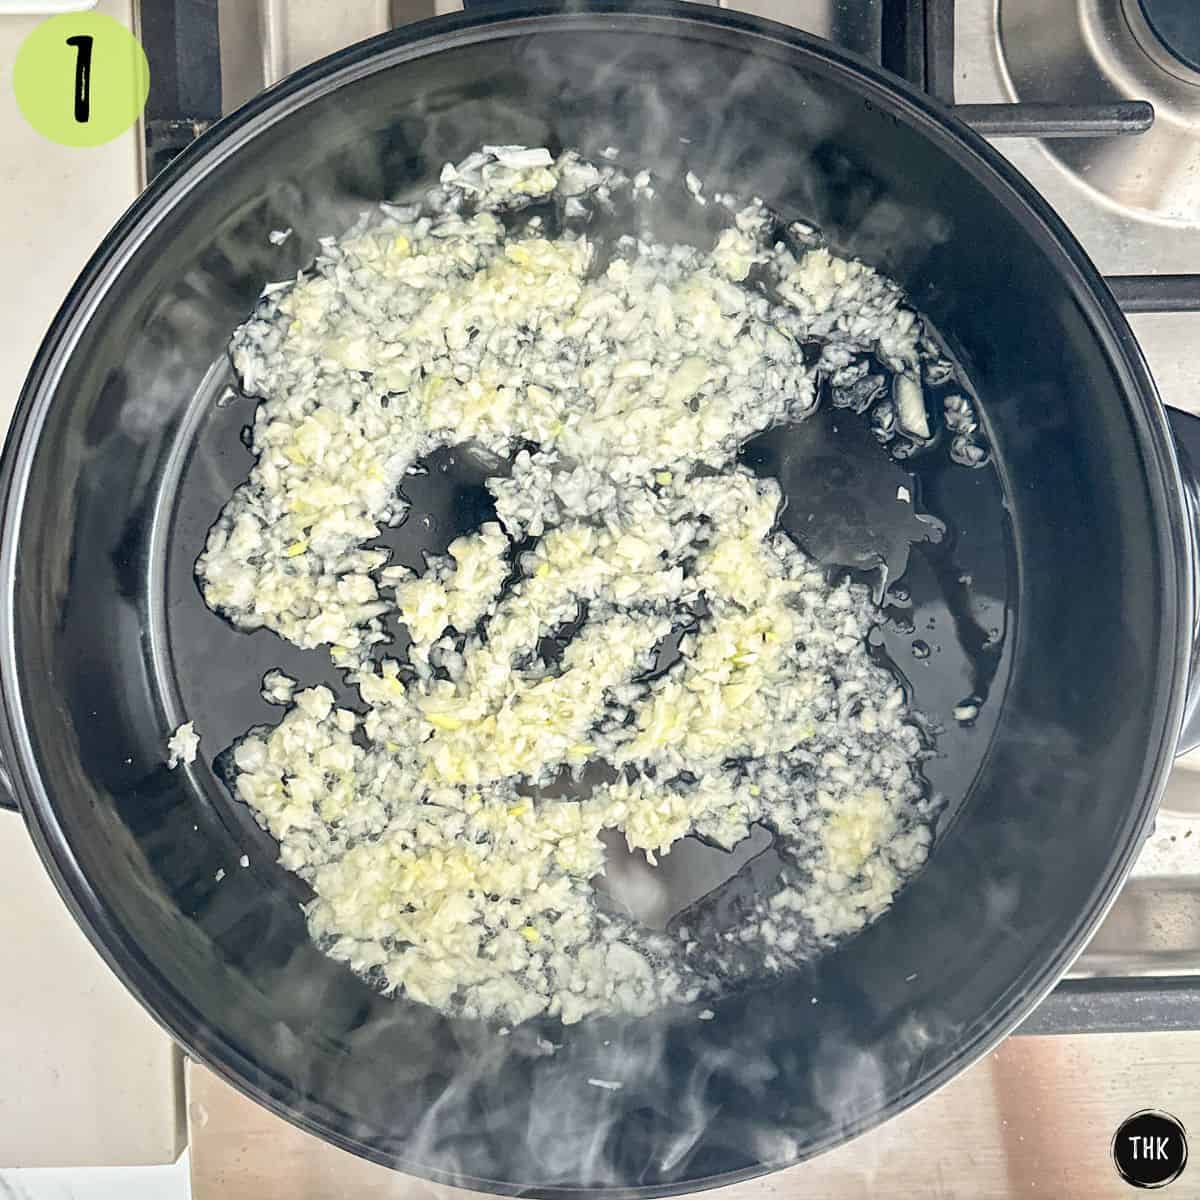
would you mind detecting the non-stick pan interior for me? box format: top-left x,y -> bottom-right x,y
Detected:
3,8 -> 1180,1193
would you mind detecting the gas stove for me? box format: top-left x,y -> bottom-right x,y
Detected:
16,1 -> 1200,1196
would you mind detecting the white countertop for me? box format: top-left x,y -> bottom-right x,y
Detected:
0,0 -> 183,1173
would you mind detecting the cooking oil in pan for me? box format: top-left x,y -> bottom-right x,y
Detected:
366,387 -> 1011,944
583,394 -> 1012,944
167,350 -> 1013,949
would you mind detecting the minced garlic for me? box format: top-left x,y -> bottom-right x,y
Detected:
201,146 -> 936,1026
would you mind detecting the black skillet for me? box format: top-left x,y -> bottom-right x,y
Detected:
3,2 -> 1200,1193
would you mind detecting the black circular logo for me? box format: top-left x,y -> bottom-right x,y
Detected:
1113,1110 -> 1188,1189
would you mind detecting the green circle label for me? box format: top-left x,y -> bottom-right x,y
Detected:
13,13 -> 149,148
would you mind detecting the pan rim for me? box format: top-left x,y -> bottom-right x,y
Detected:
0,3 -> 1189,1194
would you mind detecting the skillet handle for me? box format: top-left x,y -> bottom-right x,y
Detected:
1166,405 -> 1200,756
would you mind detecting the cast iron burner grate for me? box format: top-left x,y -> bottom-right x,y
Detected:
878,0 -> 1200,313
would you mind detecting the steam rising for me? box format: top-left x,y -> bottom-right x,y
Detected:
183,11 -> 1003,1194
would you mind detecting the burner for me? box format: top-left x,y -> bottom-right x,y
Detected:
1138,0 -> 1200,74
998,0 -> 1200,225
